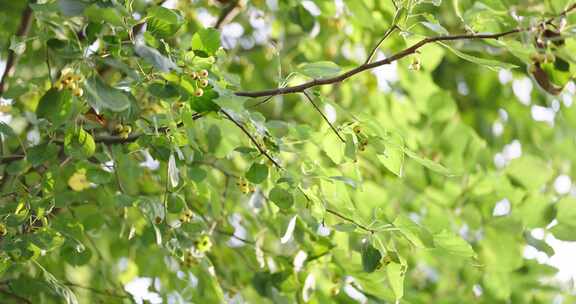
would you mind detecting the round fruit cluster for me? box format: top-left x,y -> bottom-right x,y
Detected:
55,69 -> 84,97
114,124 -> 132,139
188,69 -> 210,97
179,209 -> 194,223
236,178 -> 254,194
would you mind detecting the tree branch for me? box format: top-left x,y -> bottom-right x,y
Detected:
233,4 -> 573,99
234,29 -> 521,98
0,4 -> 34,96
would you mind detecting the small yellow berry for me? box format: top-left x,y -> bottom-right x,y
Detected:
190,71 -> 198,79
73,88 -> 83,97
199,79 -> 209,88
194,88 -> 204,97
198,69 -> 209,78
409,57 -> 421,71
172,102 -> 185,111
0,223 -> 7,236
114,124 -> 124,133
180,209 -> 193,223
353,126 -> 362,134
195,235 -> 212,253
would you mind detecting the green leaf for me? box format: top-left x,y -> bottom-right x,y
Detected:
376,134 -> 405,177
191,28 -> 221,56
189,166 -> 207,183
57,0 -> 88,16
147,6 -> 184,38
394,215 -> 434,248
167,193 -> 185,213
269,187 -> 294,209
333,223 -> 357,232
148,82 -> 179,99
433,230 -> 475,257
404,149 -> 452,176
440,42 -> 518,71
86,168 -> 112,184
343,0 -> 374,28
386,263 -> 405,300
64,128 -> 96,159
245,163 -> 269,184
506,155 -> 553,189
550,223 -> 576,241
483,271 -> 511,300
392,7 -> 408,27
84,76 -> 131,112
84,4 -> 124,27
0,121 -> 16,138
61,245 -> 92,266
27,144 -> 59,167
556,197 -> 576,225
420,21 -> 449,35
524,232 -> 554,257
298,61 -> 341,78
135,44 -> 178,72
361,244 -> 382,273
288,4 -> 315,31
36,89 -> 73,126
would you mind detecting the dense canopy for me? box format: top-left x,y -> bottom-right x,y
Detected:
1,0 -> 576,303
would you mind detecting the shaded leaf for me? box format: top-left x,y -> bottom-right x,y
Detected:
245,163 -> 269,184
298,61 -> 341,78
269,187 -> 294,209
36,89 -> 72,126
433,230 -> 475,257
191,28 -> 221,56
147,6 -> 184,38
362,244 -> 382,273
84,76 -> 131,112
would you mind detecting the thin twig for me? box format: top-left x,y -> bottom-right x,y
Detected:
45,46 -> 53,85
247,95 -> 275,108
302,91 -> 344,143
364,25 -> 399,65
326,208 -> 375,234
215,0 -> 241,29
68,209 -> 132,300
0,5 -> 34,96
220,109 -> 282,169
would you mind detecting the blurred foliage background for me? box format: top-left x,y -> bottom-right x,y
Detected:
1,0 -> 576,303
